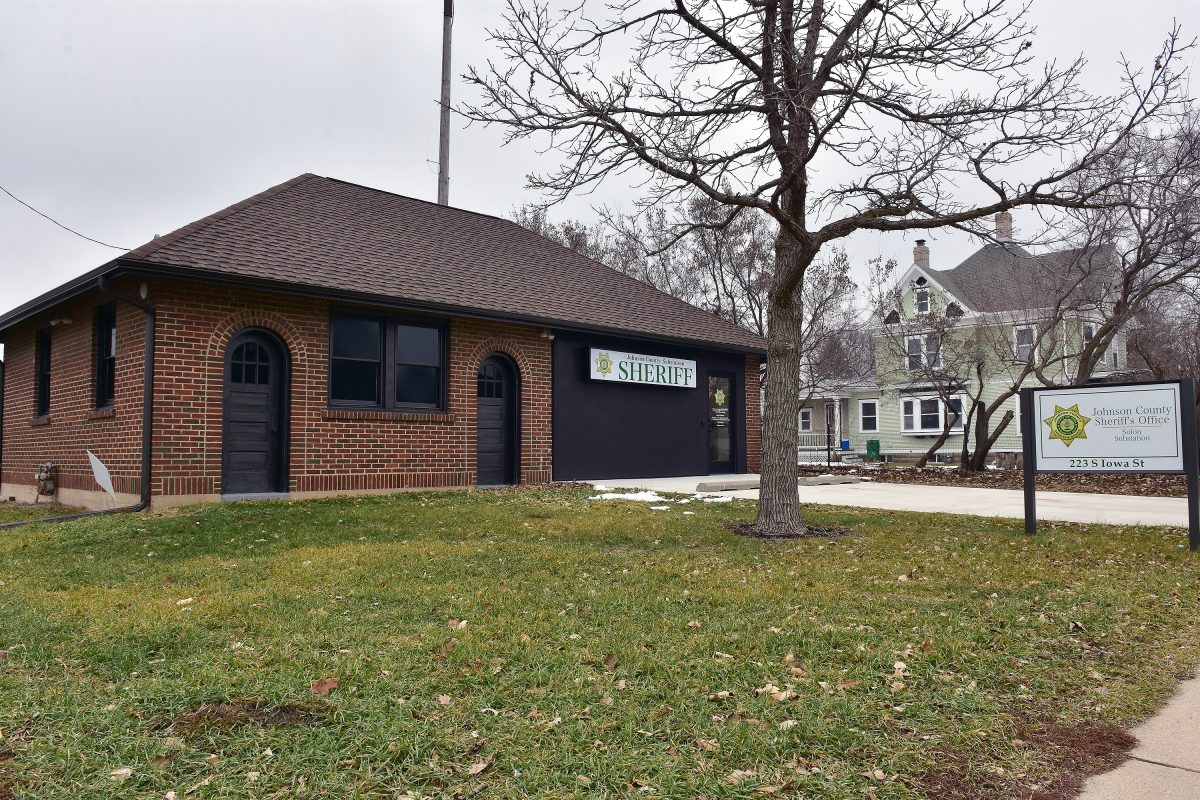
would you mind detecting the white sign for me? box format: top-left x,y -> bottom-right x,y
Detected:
1033,384 -> 1185,472
589,348 -> 697,389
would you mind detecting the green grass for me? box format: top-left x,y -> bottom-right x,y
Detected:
1,488 -> 1198,799
0,501 -> 82,525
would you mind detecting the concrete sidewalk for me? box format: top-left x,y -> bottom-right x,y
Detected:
1080,674 -> 1200,799
591,475 -> 1189,528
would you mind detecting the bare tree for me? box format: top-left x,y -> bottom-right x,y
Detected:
466,3 -> 1190,533
1059,114 -> 1200,384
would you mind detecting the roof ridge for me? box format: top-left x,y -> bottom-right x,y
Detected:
124,173 -> 318,260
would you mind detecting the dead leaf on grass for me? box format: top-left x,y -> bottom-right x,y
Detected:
310,677 -> 339,696
468,753 -> 494,776
604,653 -> 618,669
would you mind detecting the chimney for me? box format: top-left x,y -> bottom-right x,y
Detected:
437,0 -> 455,205
913,239 -> 929,269
995,211 -> 1013,242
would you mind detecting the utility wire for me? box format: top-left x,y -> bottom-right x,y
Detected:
0,182 -> 130,250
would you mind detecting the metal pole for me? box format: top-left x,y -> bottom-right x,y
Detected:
437,0 -> 454,206
1179,378 -> 1200,551
1021,388 -> 1037,536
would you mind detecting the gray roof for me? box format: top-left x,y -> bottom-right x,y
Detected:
931,242 -> 1113,313
1,174 -> 766,353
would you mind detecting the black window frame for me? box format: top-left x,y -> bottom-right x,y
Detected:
94,303 -> 117,409
328,311 -> 448,412
34,328 -> 51,417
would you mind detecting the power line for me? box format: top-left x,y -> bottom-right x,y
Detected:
0,183 -> 130,250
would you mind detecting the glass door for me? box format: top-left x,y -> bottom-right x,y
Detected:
707,373 -> 735,474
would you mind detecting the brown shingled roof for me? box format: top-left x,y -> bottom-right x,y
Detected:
122,174 -> 766,353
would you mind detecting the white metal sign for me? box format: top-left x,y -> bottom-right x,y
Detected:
589,348 -> 697,389
1033,384 -> 1185,472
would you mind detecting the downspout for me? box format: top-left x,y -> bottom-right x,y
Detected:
0,276 -> 155,529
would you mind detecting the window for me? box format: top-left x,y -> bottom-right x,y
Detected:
919,398 -> 940,430
230,340 -> 271,385
1082,323 -> 1104,367
860,400 -> 878,432
925,335 -> 942,369
906,337 -> 923,370
35,328 -> 51,416
800,408 -> 812,432
915,288 -> 930,314
1014,326 -> 1035,363
394,324 -> 441,406
94,303 -> 117,407
329,313 -> 445,410
947,398 -> 964,431
906,335 -> 942,370
901,396 -> 963,434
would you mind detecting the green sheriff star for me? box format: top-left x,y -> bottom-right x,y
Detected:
1044,403 -> 1091,447
594,351 -> 614,377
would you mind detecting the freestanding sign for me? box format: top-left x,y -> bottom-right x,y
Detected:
1020,379 -> 1199,549
589,349 -> 697,389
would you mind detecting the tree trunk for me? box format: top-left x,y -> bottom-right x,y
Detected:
915,421 -> 953,468
755,235 -> 808,535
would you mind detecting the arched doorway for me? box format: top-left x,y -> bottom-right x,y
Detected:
476,354 -> 520,486
222,329 -> 289,496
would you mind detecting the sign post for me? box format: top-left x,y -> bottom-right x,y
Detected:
1021,379 -> 1200,549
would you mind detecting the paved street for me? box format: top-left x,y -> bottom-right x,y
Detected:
590,475 -> 1191,528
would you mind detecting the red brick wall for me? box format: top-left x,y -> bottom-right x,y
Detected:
148,279 -> 554,499
3,275 -> 758,504
745,355 -> 762,473
1,282 -> 148,499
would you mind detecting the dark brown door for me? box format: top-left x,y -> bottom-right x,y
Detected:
222,332 -> 286,495
708,372 -> 735,474
477,356 -> 518,486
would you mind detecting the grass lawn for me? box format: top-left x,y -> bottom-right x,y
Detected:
1,488 -> 1199,799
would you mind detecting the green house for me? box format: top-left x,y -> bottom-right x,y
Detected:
799,213 -> 1134,466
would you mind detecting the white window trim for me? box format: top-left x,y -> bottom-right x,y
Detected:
915,288 -> 931,314
900,395 -> 966,435
859,399 -> 879,433
799,408 -> 812,432
905,335 -> 942,371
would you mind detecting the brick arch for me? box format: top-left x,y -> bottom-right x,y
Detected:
465,338 -> 537,380
205,311 -> 310,365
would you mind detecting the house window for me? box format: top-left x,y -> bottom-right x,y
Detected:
919,398 -> 940,430
906,335 -> 942,370
906,337 -> 923,370
35,328 -> 51,416
800,408 -> 812,432
915,288 -> 930,314
394,324 -> 442,406
947,398 -> 964,431
925,335 -> 942,369
1014,326 -> 1035,363
329,313 -> 446,410
901,396 -> 962,433
860,400 -> 878,432
1082,323 -> 1104,367
94,303 -> 117,408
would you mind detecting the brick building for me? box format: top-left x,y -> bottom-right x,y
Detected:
0,175 -> 765,510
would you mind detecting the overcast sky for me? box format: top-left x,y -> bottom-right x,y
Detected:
1,0 -> 1197,350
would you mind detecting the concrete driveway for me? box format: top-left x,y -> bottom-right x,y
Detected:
590,475 -> 1190,528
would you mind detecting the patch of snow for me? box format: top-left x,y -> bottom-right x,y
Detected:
592,485 -> 613,491
701,496 -> 733,503
683,511 -> 696,516
649,505 -> 671,511
590,490 -> 671,503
